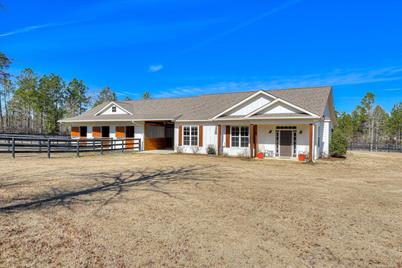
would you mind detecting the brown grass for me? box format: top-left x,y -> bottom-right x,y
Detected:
0,151 -> 401,267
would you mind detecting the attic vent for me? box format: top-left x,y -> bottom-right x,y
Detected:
112,106 -> 117,112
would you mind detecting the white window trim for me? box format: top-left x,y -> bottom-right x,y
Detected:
230,126 -> 249,148
182,125 -> 199,146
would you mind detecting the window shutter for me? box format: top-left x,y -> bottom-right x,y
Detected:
225,126 -> 230,147
199,125 -> 203,147
71,127 -> 79,138
178,126 -> 183,146
92,127 -> 101,138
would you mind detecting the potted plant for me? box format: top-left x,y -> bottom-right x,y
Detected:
207,144 -> 216,156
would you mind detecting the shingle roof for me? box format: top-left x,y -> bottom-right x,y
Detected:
60,86 -> 332,122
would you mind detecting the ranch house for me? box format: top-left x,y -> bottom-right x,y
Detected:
59,86 -> 336,160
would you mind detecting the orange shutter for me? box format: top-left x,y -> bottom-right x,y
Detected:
225,126 -> 230,147
92,127 -> 101,138
116,126 -> 125,138
71,127 -> 79,138
178,126 -> 183,146
199,125 -> 203,147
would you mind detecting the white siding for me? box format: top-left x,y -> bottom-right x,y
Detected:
322,120 -> 331,157
262,103 -> 298,114
174,122 -> 217,154
229,96 -> 271,116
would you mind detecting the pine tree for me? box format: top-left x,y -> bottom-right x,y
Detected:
93,86 -> 116,107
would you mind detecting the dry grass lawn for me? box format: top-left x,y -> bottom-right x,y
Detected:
0,151 -> 401,267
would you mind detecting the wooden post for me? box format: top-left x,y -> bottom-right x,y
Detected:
254,125 -> 258,157
100,139 -> 103,155
7,139 -> 10,152
217,125 -> 221,155
12,137 -> 15,158
39,140 -> 42,152
76,140 -> 80,157
121,139 -> 125,152
309,124 -> 313,161
47,138 -> 51,159
249,124 -> 254,158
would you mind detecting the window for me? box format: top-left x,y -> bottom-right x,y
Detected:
112,106 -> 117,112
231,126 -> 249,147
183,126 -> 198,146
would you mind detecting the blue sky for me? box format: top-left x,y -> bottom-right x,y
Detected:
1,0 -> 402,112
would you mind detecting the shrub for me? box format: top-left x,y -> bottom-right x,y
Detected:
207,145 -> 216,155
175,146 -> 183,154
329,128 -> 348,157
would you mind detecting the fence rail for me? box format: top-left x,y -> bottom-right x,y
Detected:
0,136 -> 141,158
348,143 -> 402,153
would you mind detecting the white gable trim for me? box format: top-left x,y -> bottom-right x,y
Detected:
244,97 -> 319,118
95,102 -> 133,116
211,90 -> 277,120
244,99 -> 280,117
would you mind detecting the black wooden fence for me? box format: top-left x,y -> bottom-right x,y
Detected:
348,143 -> 402,153
0,136 -> 141,158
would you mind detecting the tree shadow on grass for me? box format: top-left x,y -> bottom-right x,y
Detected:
0,164 -> 221,214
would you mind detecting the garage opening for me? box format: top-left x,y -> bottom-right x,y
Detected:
144,121 -> 174,150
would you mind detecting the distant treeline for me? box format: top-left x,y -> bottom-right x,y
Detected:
1,51 -> 401,141
0,52 -> 152,135
336,92 -> 401,149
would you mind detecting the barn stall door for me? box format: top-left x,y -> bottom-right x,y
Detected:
125,126 -> 135,149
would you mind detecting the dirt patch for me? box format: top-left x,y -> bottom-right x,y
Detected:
0,151 -> 401,267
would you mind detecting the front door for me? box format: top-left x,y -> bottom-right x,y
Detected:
280,130 -> 292,157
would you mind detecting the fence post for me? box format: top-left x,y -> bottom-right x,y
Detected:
76,140 -> 80,157
12,137 -> 15,158
8,139 -> 11,152
121,139 -> 124,152
47,139 -> 51,158
39,140 -> 42,152
100,139 -> 103,155
92,139 -> 95,151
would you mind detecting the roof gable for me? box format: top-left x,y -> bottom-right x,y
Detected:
95,102 -> 133,116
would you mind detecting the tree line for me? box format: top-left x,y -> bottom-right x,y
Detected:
1,51 -> 401,141
0,52 -> 151,135
331,92 -> 401,155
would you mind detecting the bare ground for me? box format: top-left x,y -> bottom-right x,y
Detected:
0,151 -> 401,267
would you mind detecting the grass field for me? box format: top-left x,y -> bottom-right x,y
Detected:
1,151 -> 401,267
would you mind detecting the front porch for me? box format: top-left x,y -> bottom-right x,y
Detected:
216,123 -> 318,160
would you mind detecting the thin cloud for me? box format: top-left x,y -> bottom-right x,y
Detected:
382,88 -> 401,91
0,20 -> 86,38
154,66 -> 402,98
149,64 -> 163,73
181,0 -> 302,54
